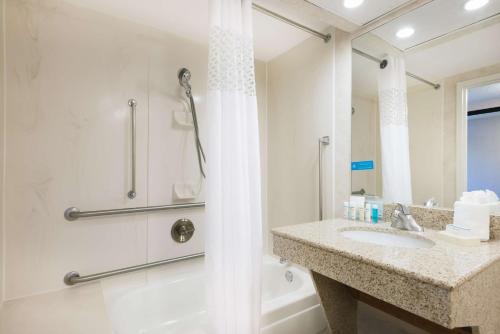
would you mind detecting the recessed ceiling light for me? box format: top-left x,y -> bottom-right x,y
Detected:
464,0 -> 489,11
396,27 -> 415,39
343,0 -> 364,9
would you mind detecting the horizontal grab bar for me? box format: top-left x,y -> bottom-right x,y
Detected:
351,188 -> 366,196
64,252 -> 204,285
64,202 -> 205,221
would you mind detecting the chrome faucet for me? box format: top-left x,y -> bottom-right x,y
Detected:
390,203 -> 424,232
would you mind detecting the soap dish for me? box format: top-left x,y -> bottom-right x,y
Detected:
173,183 -> 201,200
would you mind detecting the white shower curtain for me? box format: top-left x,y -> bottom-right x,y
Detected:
205,0 -> 263,333
378,55 -> 413,204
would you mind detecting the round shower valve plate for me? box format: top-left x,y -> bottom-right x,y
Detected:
171,218 -> 195,243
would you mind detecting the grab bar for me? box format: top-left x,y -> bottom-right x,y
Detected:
352,188 -> 366,195
128,98 -> 137,199
64,252 -> 204,285
318,136 -> 330,220
64,202 -> 205,221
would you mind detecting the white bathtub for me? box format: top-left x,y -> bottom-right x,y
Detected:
101,255 -> 328,334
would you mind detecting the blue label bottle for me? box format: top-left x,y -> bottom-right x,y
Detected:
371,205 -> 379,224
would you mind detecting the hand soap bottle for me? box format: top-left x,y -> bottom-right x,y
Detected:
371,205 -> 379,224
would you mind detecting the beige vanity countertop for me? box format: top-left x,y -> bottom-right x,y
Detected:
272,219 -> 500,289
272,219 -> 500,331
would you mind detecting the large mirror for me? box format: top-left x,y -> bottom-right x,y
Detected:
351,0 -> 500,208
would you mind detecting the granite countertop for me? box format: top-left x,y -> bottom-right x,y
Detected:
272,219 -> 500,290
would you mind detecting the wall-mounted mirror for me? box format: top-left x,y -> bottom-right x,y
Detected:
351,0 -> 500,208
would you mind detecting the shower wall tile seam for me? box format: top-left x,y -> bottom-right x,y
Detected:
145,52 -> 151,264
0,0 -> 7,305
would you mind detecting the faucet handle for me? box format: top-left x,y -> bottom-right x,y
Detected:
391,203 -> 408,227
391,203 -> 424,232
394,203 -> 410,215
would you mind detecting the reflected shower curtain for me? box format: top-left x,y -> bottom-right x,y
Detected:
205,0 -> 263,333
378,55 -> 413,204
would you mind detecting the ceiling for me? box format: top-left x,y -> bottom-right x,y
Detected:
372,0 -> 500,50
307,0 -> 410,25
59,0 -> 500,87
353,20 -> 500,98
61,0 -> 330,62
404,20 -> 500,81
352,0 -> 500,99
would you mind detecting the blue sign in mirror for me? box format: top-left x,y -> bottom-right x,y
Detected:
352,160 -> 374,171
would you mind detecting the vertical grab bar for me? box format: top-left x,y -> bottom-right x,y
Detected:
318,136 -> 330,220
128,99 -> 137,199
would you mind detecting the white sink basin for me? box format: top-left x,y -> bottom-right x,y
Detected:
340,230 -> 434,249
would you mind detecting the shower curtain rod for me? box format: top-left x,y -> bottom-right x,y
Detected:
252,5 -> 439,90
252,3 -> 331,43
352,48 -> 440,90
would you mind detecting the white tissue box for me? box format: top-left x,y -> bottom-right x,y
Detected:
453,202 -> 498,241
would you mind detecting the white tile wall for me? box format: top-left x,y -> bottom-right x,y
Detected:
267,32 -> 335,241
265,29 -> 351,249
2,0 -> 268,300
351,95 -> 380,196
332,29 -> 352,217
4,0 -> 151,300
145,32 -> 208,263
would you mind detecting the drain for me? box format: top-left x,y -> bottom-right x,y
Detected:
285,270 -> 293,283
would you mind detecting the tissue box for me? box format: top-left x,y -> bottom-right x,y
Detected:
453,202 -> 496,241
492,203 -> 500,216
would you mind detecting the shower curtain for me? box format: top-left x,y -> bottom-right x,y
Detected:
378,55 -> 413,204
205,0 -> 263,333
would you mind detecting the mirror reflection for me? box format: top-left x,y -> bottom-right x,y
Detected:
351,0 -> 500,208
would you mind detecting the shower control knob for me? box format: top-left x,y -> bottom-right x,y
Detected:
171,218 -> 195,243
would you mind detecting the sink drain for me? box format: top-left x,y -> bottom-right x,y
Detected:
285,270 -> 293,283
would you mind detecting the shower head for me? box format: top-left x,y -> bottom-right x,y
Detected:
178,68 -> 192,91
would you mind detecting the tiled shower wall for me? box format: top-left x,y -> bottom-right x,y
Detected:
2,0 -> 267,300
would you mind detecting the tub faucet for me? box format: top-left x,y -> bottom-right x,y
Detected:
390,203 -> 424,232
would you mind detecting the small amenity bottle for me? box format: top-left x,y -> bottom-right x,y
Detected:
371,204 -> 379,224
343,202 -> 349,219
350,203 -> 357,220
359,203 -> 365,221
365,203 -> 371,223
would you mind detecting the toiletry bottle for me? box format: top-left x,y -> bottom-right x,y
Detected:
343,202 -> 349,219
372,205 -> 379,224
359,203 -> 365,221
365,203 -> 371,223
350,202 -> 357,221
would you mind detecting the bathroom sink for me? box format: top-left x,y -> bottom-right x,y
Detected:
340,230 -> 434,249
